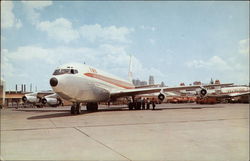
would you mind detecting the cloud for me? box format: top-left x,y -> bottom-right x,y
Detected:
186,56 -> 232,71
1,1 -> 22,29
6,46 -> 53,64
238,38 -> 249,55
149,39 -> 156,45
22,1 -> 53,9
130,56 -> 164,82
186,38 -> 249,84
187,38 -> 249,72
36,18 -> 80,43
1,49 -> 15,78
79,24 -> 134,43
36,20 -> 134,44
93,44 -> 164,81
22,1 -> 52,24
4,44 -> 164,87
140,25 -> 156,32
15,19 -> 23,29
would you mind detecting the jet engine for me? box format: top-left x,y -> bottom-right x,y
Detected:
42,97 -> 62,106
197,88 -> 207,97
158,93 -> 166,101
41,93 -> 62,107
22,94 -> 40,103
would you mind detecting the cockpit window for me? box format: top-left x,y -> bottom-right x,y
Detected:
70,69 -> 78,74
53,69 -> 78,75
53,69 -> 61,75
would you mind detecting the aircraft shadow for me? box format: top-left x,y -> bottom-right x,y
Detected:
15,109 -> 69,113
27,108 -> 129,120
27,105 -> 223,120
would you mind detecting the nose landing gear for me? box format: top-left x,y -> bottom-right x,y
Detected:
71,103 -> 81,115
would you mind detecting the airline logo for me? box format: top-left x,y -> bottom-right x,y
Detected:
89,67 -> 97,73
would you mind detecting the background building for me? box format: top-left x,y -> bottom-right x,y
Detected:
0,79 -> 5,108
160,81 -> 166,87
132,79 -> 148,87
149,75 -> 154,85
193,81 -> 202,85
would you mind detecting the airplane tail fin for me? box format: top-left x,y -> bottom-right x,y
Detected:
128,54 -> 133,82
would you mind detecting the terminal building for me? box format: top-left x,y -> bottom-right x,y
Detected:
0,80 -> 5,108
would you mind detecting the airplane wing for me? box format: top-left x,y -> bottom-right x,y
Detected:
36,90 -> 55,98
110,83 -> 234,99
204,83 -> 233,88
110,86 -> 201,98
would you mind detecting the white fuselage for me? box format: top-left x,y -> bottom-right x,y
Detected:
204,86 -> 250,96
220,86 -> 249,94
50,63 -> 134,102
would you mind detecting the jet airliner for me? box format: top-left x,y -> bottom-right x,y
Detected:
49,63 -> 231,115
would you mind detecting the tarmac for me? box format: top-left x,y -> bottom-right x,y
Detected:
1,103 -> 249,161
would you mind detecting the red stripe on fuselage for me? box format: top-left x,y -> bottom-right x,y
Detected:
84,73 -> 135,89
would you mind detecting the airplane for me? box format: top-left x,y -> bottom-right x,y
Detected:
204,85 -> 250,98
49,63 -> 233,115
182,85 -> 249,104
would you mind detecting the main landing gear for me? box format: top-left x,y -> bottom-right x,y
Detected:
86,102 -> 98,112
128,96 -> 142,110
71,103 -> 81,115
128,102 -> 142,110
70,102 -> 99,115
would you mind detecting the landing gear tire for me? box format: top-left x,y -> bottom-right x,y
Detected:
71,103 -> 81,115
128,102 -> 133,110
76,104 -> 81,114
86,103 -> 98,112
134,102 -> 141,110
71,105 -> 76,115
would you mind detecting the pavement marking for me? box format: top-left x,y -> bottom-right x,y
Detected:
74,127 -> 132,161
49,118 -> 57,128
1,117 -> 248,132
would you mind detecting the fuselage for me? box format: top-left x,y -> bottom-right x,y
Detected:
220,86 -> 249,94
50,63 -> 135,102
205,86 -> 249,95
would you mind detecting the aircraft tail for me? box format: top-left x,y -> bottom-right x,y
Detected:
128,55 -> 133,82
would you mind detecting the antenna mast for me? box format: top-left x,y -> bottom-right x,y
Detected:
128,54 -> 133,82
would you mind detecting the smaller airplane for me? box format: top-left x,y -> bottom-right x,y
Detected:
205,85 -> 250,98
193,85 -> 249,104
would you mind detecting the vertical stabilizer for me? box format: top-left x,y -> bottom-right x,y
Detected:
128,54 -> 133,82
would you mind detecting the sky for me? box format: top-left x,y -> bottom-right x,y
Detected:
1,1 -> 249,91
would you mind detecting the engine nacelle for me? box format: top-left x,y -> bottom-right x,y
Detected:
158,93 -> 166,101
22,95 -> 40,103
197,88 -> 207,97
42,97 -> 62,107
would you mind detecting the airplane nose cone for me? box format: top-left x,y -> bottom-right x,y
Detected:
50,77 -> 58,87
